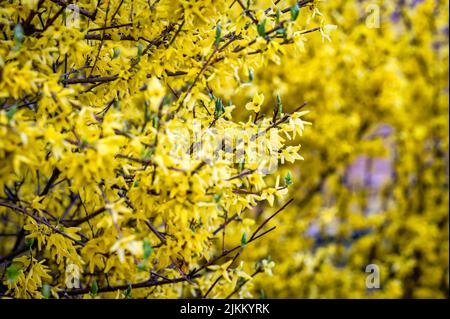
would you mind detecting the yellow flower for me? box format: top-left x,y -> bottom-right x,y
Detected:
245,93 -> 265,113
208,260 -> 233,283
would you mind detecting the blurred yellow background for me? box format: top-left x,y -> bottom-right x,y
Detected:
218,0 -> 449,298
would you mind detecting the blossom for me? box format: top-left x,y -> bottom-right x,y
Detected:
245,93 -> 265,113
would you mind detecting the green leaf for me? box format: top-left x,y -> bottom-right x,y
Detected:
276,28 -> 286,37
214,97 -> 225,118
214,193 -> 222,203
112,47 -> 121,59
42,284 -> 51,299
241,232 -> 248,247
152,115 -> 159,128
137,43 -> 144,56
260,289 -> 266,299
290,3 -> 300,21
276,94 -> 283,116
81,139 -> 89,148
144,101 -> 151,122
6,104 -> 18,122
142,147 -> 154,160
276,8 -> 281,24
257,19 -> 266,37
90,280 -> 98,296
137,263 -> 148,272
215,23 -> 222,46
162,95 -> 170,106
143,239 -> 153,260
285,171 -> 293,186
239,160 -> 245,172
6,265 -> 19,283
248,68 -> 254,82
237,277 -> 246,285
25,237 -> 35,249
136,42 -> 144,62
13,24 -> 25,47
124,285 -> 132,299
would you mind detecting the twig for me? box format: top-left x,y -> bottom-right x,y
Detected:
249,198 -> 294,241
0,202 -> 84,245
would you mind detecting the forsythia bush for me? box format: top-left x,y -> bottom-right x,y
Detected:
227,0 -> 448,298
0,0 -> 331,298
1,0 -> 448,300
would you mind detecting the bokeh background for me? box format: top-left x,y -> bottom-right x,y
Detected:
216,0 -> 449,298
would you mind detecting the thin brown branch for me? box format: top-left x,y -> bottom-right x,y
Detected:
236,0 -> 258,25
85,34 -> 137,41
60,273 -> 202,297
176,47 -> 218,112
50,0 -> 96,20
63,207 -> 106,227
61,75 -> 119,85
0,202 -> 84,245
249,198 -> 294,241
145,220 -> 166,244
